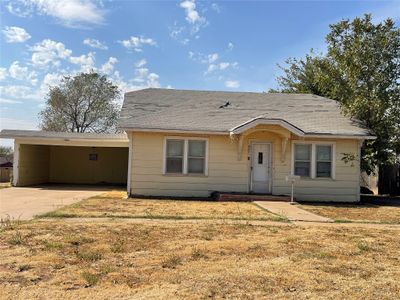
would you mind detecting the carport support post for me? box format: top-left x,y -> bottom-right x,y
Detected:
13,140 -> 20,186
126,131 -> 133,198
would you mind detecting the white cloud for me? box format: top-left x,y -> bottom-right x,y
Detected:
147,73 -> 160,88
208,53 -> 219,64
118,36 -> 157,52
133,68 -> 149,83
6,0 -> 105,28
0,85 -> 38,100
70,52 -> 96,72
225,80 -> 240,88
0,68 -> 7,80
42,72 -> 64,88
30,39 -> 72,68
83,38 -> 108,50
180,0 -> 202,24
100,57 -> 118,74
228,42 -> 234,50
8,61 -> 38,85
135,59 -> 147,68
179,0 -> 207,34
211,3 -> 220,13
0,98 -> 22,104
2,26 -> 31,43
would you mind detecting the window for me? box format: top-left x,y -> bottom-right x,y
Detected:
164,138 -> 208,175
316,145 -> 332,178
188,140 -> 206,174
292,143 -> 335,179
294,144 -> 311,177
166,140 -> 184,173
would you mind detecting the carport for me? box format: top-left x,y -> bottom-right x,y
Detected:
0,130 -> 129,187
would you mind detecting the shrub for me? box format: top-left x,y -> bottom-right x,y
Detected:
81,271 -> 100,286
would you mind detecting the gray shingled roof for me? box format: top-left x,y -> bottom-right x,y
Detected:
119,88 -> 372,137
0,130 -> 127,140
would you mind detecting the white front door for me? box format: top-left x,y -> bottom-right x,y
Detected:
251,143 -> 271,193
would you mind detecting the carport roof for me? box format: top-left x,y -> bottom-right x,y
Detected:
0,130 -> 128,141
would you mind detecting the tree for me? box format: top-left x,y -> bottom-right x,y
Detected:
272,14 -> 400,174
39,72 -> 121,133
0,146 -> 13,162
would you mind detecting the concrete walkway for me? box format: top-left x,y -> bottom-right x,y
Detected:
254,201 -> 333,222
0,185 -> 113,220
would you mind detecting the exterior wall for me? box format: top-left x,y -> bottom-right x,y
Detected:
129,128 -> 361,202
130,132 -> 248,197
17,144 -> 50,186
49,146 -> 128,184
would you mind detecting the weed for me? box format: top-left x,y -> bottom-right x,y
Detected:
357,240 -> 370,253
334,219 -> 352,223
162,254 -> 182,269
17,264 -> 31,272
0,215 -> 21,231
66,235 -> 95,246
8,231 -> 24,245
81,271 -> 100,286
191,247 -> 208,260
43,240 -> 64,250
76,250 -> 103,262
110,238 -> 125,253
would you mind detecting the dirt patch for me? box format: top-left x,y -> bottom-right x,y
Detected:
0,219 -> 399,299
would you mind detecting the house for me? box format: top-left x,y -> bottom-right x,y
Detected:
0,88 -> 375,202
0,157 -> 13,182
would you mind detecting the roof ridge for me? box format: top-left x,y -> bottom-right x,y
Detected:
125,87 -> 318,97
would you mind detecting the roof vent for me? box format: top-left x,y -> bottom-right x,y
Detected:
219,101 -> 231,109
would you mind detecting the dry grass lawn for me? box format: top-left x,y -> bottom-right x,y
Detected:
0,219 -> 399,299
38,190 -> 282,221
301,203 -> 400,224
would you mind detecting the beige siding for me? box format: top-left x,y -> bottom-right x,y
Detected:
130,129 -> 361,202
17,144 -> 50,186
130,132 -> 248,197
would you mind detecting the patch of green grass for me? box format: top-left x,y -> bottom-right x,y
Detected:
35,211 -> 78,218
334,219 -> 353,223
357,240 -> 371,253
43,240 -> 64,250
81,271 -> 100,286
76,250 -> 103,262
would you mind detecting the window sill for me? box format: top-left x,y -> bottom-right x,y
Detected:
297,176 -> 335,181
163,173 -> 208,178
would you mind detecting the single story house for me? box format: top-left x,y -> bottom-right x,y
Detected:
0,88 -> 375,202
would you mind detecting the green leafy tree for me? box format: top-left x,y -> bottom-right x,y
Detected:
272,14 -> 400,174
39,72 -> 121,133
0,146 -> 13,162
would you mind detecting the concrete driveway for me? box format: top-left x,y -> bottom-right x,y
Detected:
0,185 -> 114,220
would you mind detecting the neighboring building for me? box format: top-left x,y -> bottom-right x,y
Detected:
0,88 -> 375,202
0,157 -> 13,182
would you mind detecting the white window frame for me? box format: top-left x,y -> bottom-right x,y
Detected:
291,141 -> 336,180
163,136 -> 209,176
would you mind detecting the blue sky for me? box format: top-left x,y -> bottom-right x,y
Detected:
0,0 -> 399,147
